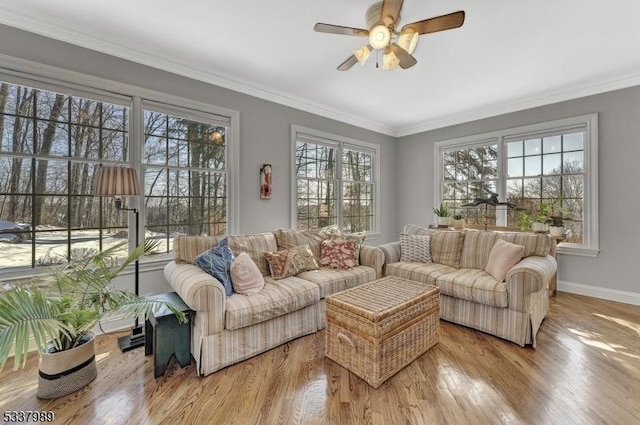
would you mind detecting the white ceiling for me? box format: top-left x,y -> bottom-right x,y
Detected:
2,0 -> 640,136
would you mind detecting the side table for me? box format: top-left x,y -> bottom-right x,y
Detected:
144,291 -> 193,378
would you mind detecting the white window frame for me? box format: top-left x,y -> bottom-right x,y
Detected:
291,125 -> 380,237
0,55 -> 240,277
434,114 -> 599,257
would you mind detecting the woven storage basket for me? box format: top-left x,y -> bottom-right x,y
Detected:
37,333 -> 97,399
325,276 -> 439,388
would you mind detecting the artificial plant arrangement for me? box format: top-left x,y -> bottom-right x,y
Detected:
518,200 -> 570,232
0,239 -> 186,371
432,203 -> 451,218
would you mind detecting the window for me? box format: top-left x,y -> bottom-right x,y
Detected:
292,126 -> 379,234
0,71 -> 238,274
436,114 -> 598,256
143,102 -> 230,254
0,80 -> 131,268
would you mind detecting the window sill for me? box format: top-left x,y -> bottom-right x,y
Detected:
557,244 -> 600,257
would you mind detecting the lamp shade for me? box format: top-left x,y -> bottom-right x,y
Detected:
94,166 -> 140,197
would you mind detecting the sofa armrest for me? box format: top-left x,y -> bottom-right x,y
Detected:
359,245 -> 385,278
164,261 -> 225,333
506,255 -> 557,312
379,241 -> 402,265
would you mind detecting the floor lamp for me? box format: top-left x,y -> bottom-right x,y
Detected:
94,165 -> 145,352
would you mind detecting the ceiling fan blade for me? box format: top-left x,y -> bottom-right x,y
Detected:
314,23 -> 369,37
337,55 -> 359,71
390,44 -> 417,69
380,0 -> 404,26
402,11 -> 465,35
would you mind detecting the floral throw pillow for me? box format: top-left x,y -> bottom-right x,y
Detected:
319,239 -> 358,270
264,249 -> 292,279
288,245 -> 319,273
194,237 -> 235,297
265,245 -> 319,279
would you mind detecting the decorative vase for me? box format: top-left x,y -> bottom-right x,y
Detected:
549,226 -> 565,237
37,333 -> 97,399
437,217 -> 451,227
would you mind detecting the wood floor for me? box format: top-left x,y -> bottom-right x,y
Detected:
1,292 -> 639,425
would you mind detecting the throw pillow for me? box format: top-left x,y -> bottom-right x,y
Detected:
400,233 -> 431,262
485,238 -> 526,282
319,239 -> 357,270
287,245 -> 319,273
265,245 -> 319,279
339,233 -> 366,265
230,252 -> 265,295
264,249 -> 293,279
194,237 -> 235,297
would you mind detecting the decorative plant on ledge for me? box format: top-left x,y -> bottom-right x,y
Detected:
0,239 -> 186,398
433,203 -> 452,226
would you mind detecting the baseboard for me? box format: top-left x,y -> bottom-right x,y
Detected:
558,280 -> 640,306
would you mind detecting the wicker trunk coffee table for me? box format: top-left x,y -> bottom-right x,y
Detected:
325,276 -> 440,388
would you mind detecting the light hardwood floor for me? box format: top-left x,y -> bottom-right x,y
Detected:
1,292 -> 639,425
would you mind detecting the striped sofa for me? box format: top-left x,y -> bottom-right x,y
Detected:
164,228 -> 384,376
379,225 -> 556,347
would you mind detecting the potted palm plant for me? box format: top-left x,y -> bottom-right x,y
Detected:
0,240 -> 185,399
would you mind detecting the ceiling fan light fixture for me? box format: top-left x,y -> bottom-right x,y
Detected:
382,50 -> 400,70
398,29 -> 419,54
369,24 -> 391,49
354,45 -> 372,65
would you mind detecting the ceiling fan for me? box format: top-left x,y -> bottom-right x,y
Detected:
314,0 -> 465,71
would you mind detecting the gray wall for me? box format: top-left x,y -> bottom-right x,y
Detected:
0,24 -> 398,241
2,24 -> 638,304
0,24 -> 397,305
397,86 -> 640,300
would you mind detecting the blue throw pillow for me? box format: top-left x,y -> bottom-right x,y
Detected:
195,237 -> 235,297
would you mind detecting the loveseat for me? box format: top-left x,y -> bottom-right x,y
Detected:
378,225 -> 557,347
164,227 -> 384,376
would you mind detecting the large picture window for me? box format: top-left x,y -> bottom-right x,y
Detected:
292,126 -> 379,234
436,114 -> 598,256
143,103 -> 229,254
0,80 -> 130,268
0,74 -> 237,274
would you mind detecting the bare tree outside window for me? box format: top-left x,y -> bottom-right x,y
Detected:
0,81 -> 130,269
143,110 -> 227,255
295,137 -> 375,233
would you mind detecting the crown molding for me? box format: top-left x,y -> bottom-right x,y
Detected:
0,13 -> 396,136
395,69 -> 640,137
2,11 -> 640,139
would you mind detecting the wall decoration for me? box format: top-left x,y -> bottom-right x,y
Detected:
260,164 -> 272,199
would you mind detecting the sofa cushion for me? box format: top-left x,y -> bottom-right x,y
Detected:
400,233 -> 431,263
297,266 -> 376,298
498,232 -> 549,257
320,239 -> 357,269
460,230 -> 499,270
385,262 -> 457,286
430,231 -> 465,268
273,225 -> 341,261
228,233 -> 278,276
173,233 -> 278,276
194,237 -> 235,297
230,252 -> 265,295
485,239 -> 525,282
174,235 -> 224,264
436,268 -> 508,308
403,223 -> 436,236
225,276 -> 320,330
